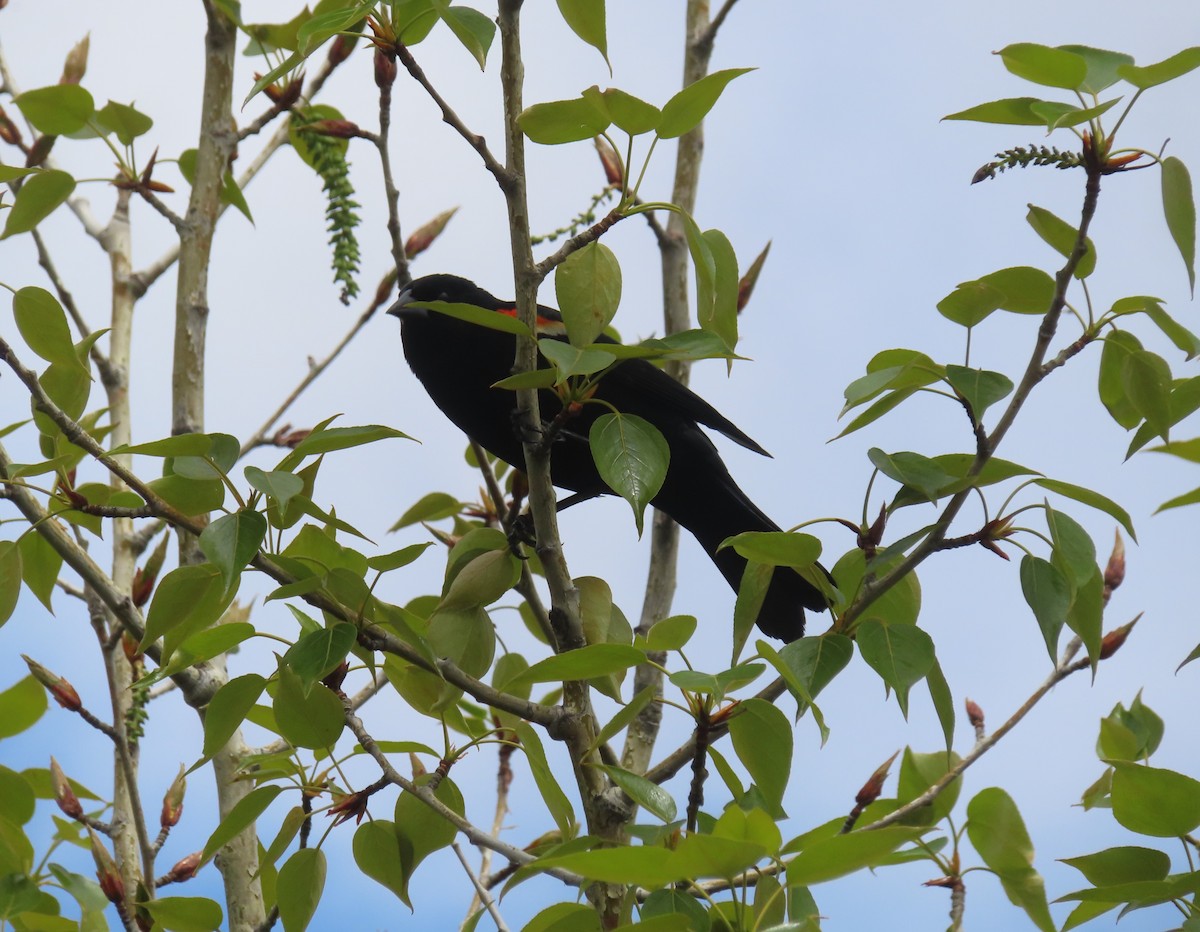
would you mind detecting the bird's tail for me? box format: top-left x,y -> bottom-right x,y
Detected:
652,436 -> 829,642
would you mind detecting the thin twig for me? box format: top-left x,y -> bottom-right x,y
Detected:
692,0 -> 742,52
239,268 -> 397,456
452,842 -> 510,932
395,43 -> 511,189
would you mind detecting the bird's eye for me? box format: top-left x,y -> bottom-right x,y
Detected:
438,292 -> 448,301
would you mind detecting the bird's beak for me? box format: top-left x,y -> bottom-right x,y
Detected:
386,285 -> 425,320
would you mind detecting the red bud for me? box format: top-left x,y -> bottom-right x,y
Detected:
25,134 -> 55,168
737,241 -> 771,313
160,765 -> 186,829
1103,529 -> 1125,598
0,106 -> 22,146
1099,614 -> 1141,660
374,49 -> 397,89
168,851 -> 202,883
88,828 -> 126,904
855,750 -> 898,807
328,33 -> 357,67
322,660 -> 349,693
593,136 -> 624,187
60,35 -> 90,86
965,698 -> 984,730
23,655 -> 82,711
51,757 -> 83,819
306,119 -> 363,139
404,207 -> 458,259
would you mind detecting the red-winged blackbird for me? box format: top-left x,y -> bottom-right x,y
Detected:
389,273 -> 829,641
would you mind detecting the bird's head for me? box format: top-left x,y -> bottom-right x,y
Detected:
387,274 -> 501,320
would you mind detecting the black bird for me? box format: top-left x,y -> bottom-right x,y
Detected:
389,273 -> 828,641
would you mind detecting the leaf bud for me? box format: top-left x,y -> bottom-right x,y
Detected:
160,765 -> 186,829
374,49 -> 397,89
51,757 -> 83,819
405,207 -> 458,259
593,136 -> 623,187
23,655 -> 82,711
737,241 -> 771,314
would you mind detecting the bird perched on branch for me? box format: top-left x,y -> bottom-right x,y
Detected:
389,273 -> 828,642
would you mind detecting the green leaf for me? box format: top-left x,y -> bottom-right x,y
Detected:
1028,97 -> 1121,131
14,85 -> 95,135
18,531 -> 60,614
776,634 -> 853,716
997,43 -> 1087,89
1061,846 -> 1171,886
514,721 -> 576,839
587,686 -> 655,754
1122,349 -> 1173,441
555,241 -> 622,347
937,278 -> 1005,327
1026,204 -> 1097,279
201,674 -> 266,760
273,663 -> 346,749
0,542 -> 21,628
943,97 -> 1050,126
441,6 -> 495,69
728,699 -> 791,815
644,614 -> 697,652
292,424 -> 411,456
393,778 -> 464,903
284,623 -> 357,690
1109,761 -> 1200,836
144,623 -> 256,685
855,620 -> 934,718
95,100 -> 153,145
657,68 -> 753,139
0,165 -> 39,183
202,785 -> 282,861
596,765 -> 676,823
979,266 -> 1056,314
1020,556 -> 1071,661
537,846 -> 677,888
700,228 -> 739,351
1162,156 -> 1196,295
1045,507 -> 1097,587
946,366 -> 1013,422
537,338 -> 615,381
390,491 -> 463,530
139,897 -> 223,932
556,0 -> 608,70
598,88 -> 659,135
896,748 -> 961,829
510,643 -> 644,689
439,548 -> 520,610
143,564 -> 233,661
367,542 -> 433,573
1117,47 -> 1200,88
967,787 -> 1056,932
1033,478 -> 1136,541
721,531 -> 821,568
519,96 -> 610,145
0,676 -> 47,739
1058,45 -> 1135,94
525,903 -> 602,932
2,170 -> 76,238
353,820 -> 407,903
12,287 -> 80,368
589,413 -> 670,535
868,448 -> 954,502
784,826 -> 924,885
926,658 -> 956,753
668,831 -> 767,881
245,466 -> 304,509
199,510 -> 266,590
1097,331 -> 1144,429
277,848 -> 325,932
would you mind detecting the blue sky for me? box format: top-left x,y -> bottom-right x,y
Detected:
2,1 -> 1199,929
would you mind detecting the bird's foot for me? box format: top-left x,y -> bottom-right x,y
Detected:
507,512 -> 536,557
